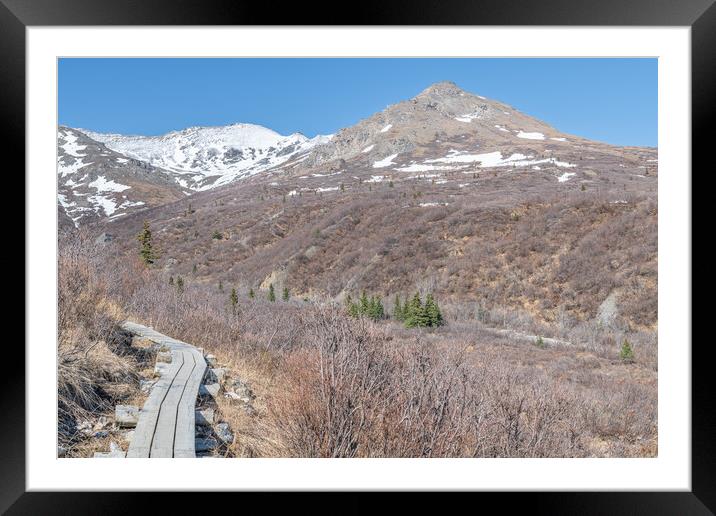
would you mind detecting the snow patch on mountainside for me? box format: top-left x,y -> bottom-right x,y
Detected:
373,153 -> 399,168
88,176 -> 131,193
516,131 -> 546,140
83,123 -> 331,190
421,149 -> 576,169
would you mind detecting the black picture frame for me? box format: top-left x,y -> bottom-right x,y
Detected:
4,0 -> 709,512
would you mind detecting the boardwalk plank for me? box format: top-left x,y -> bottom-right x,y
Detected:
174,349 -> 207,457
126,349 -> 183,458
121,322 -> 208,459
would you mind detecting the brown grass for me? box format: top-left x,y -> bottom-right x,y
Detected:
59,222 -> 657,458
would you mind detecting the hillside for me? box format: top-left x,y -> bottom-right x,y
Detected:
58,127 -> 188,226
93,82 -> 658,331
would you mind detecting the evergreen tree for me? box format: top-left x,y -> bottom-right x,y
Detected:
359,291 -> 370,315
424,293 -> 443,327
405,293 -> 424,328
248,288 -> 255,299
176,276 -> 184,294
373,297 -> 385,320
169,275 -> 174,286
282,286 -> 290,302
192,264 -> 198,274
346,294 -> 360,318
137,220 -> 156,265
619,339 -> 635,363
268,283 -> 276,302
393,295 -> 402,321
230,287 -> 239,313
218,280 -> 223,292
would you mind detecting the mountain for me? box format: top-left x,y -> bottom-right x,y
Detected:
96,81 -> 658,330
82,123 -> 332,191
57,127 -> 188,227
305,81 -> 572,167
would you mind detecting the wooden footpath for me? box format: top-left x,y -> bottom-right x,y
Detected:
121,321 -> 208,458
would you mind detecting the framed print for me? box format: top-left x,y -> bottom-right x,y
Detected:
5,0 -> 711,512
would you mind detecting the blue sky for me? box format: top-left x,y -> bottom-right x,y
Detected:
59,58 -> 657,147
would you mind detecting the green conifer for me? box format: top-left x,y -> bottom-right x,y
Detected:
137,220 -> 156,265
268,283 -> 276,302
359,291 -> 370,315
230,287 -> 239,313
393,295 -> 402,320
424,293 -> 443,327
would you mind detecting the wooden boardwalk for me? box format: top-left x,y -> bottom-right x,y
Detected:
121,321 -> 208,458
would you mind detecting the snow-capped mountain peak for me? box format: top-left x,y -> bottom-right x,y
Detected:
82,123 -> 331,190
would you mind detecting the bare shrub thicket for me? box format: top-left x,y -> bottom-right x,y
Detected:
57,232 -> 139,447
60,231 -> 657,458
267,307 -> 655,457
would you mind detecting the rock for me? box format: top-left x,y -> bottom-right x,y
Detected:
195,408 -> 215,426
215,422 -> 234,444
57,446 -> 67,458
93,430 -> 109,438
205,354 -> 218,368
242,404 -> 257,417
93,416 -> 110,431
115,405 -> 140,428
139,379 -> 156,393
94,232 -> 114,245
200,383 -> 221,398
109,441 -> 123,453
122,430 -> 135,442
232,380 -> 255,401
156,351 -> 173,363
195,437 -> 218,452
597,291 -> 620,328
206,368 -> 227,383
155,362 -> 170,376
224,391 -> 244,402
76,420 -> 94,436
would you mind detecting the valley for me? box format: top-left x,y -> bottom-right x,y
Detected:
57,81 -> 658,458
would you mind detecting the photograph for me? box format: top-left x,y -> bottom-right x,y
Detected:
56,57 -> 659,460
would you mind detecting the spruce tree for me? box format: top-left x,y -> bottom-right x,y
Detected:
374,297 -> 385,320
176,276 -> 184,294
137,220 -> 156,265
359,291 -> 370,316
169,275 -> 174,286
619,339 -> 635,363
393,295 -> 402,321
405,293 -> 424,328
268,283 -> 276,302
248,288 -> 255,299
347,295 -> 360,318
230,287 -> 239,314
218,280 -> 223,292
282,286 -> 290,302
424,293 -> 443,327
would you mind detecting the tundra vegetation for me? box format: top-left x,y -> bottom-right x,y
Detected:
58,227 -> 657,458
